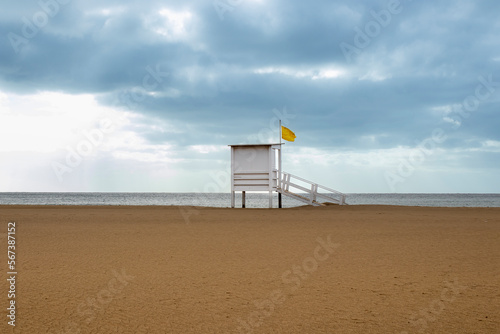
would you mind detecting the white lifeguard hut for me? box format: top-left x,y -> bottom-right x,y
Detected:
229,143 -> 282,208
228,143 -> 347,208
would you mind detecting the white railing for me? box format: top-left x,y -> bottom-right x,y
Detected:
279,172 -> 346,206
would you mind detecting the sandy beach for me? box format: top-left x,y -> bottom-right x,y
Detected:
1,204 -> 499,333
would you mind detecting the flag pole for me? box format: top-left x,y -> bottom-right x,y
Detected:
278,119 -> 282,208
279,119 -> 282,145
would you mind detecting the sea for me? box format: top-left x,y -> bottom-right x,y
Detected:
1,193 -> 499,208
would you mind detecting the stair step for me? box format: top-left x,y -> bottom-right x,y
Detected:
279,189 -> 325,206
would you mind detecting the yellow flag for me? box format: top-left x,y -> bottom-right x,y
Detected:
281,126 -> 296,142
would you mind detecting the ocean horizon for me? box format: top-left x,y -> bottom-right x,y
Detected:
1,192 -> 499,208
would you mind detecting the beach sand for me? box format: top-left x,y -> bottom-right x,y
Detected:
1,205 -> 499,333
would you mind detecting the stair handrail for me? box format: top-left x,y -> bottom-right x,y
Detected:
280,172 -> 346,205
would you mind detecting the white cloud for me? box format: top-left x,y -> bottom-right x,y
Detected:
287,146 -> 435,169
0,91 -> 123,153
253,66 -> 345,79
358,70 -> 391,82
189,145 -> 225,154
482,140 -> 500,149
0,90 -> 193,191
153,9 -> 193,41
111,145 -> 177,163
442,117 -> 461,127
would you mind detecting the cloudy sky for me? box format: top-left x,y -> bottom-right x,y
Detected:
1,0 -> 499,193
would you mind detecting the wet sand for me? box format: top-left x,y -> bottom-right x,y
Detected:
1,205 -> 499,333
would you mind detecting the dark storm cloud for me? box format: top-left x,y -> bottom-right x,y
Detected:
1,0 -> 499,153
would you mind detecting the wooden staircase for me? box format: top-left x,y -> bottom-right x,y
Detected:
278,172 -> 346,206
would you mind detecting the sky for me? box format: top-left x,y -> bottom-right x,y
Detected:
0,0 -> 499,193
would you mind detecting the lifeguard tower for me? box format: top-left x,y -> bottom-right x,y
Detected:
229,143 -> 346,208
229,143 -> 281,208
